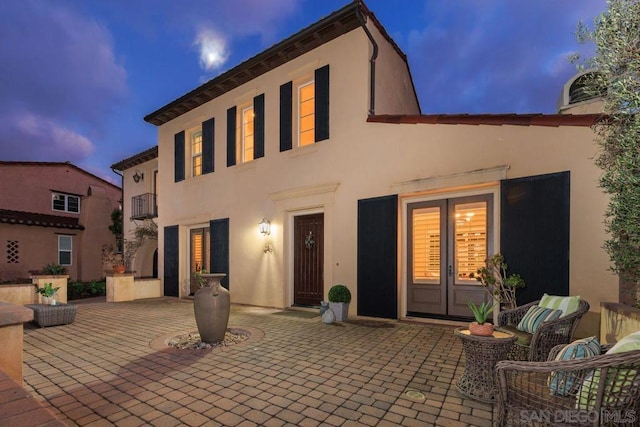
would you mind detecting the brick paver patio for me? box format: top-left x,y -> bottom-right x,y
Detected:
21,298 -> 496,426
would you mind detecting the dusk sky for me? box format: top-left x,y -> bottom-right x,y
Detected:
0,0 -> 606,184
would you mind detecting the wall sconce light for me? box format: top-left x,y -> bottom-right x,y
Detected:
259,218 -> 271,236
133,170 -> 144,183
259,218 -> 273,253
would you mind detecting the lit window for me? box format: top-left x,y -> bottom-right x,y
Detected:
242,106 -> 254,162
52,193 -> 80,213
299,81 -> 315,146
192,131 -> 202,177
58,235 -> 72,266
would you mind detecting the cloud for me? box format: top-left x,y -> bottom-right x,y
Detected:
0,0 -> 126,161
194,29 -> 229,72
0,110 -> 94,162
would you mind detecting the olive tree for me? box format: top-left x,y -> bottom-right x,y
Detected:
573,0 -> 640,306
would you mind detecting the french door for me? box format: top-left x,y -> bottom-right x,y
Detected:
407,194 -> 493,318
190,227 -> 210,295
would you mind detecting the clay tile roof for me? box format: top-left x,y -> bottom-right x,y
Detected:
0,209 -> 84,230
367,113 -> 602,127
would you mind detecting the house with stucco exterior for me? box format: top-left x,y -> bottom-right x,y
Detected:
0,161 -> 121,282
127,0 -> 612,336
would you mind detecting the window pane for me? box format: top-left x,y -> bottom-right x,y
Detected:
299,81 -> 315,146
454,202 -> 487,282
242,107 -> 254,162
192,132 -> 202,154
59,236 -> 72,251
52,195 -> 65,211
59,251 -> 71,265
413,207 -> 441,281
67,196 -> 79,213
193,154 -> 202,176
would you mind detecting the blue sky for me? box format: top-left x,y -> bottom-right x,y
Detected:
0,0 -> 606,183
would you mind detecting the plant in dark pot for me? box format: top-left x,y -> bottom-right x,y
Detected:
193,271 -> 230,344
466,300 -> 494,336
328,284 -> 351,322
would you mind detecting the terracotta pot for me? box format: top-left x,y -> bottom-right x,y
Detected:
113,264 -> 126,274
194,273 -> 230,343
469,321 -> 494,336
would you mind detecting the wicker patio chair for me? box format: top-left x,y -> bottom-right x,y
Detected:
498,299 -> 590,362
496,344 -> 640,426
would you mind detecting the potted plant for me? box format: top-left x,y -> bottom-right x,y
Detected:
470,253 -> 525,311
101,245 -> 126,273
466,300 -> 494,336
35,282 -> 61,305
328,284 -> 351,322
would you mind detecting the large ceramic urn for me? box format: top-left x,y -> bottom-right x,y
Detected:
193,273 -> 230,343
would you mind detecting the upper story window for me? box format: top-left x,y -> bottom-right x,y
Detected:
242,106 -> 255,162
298,80 -> 315,147
52,192 -> 80,213
192,130 -> 203,177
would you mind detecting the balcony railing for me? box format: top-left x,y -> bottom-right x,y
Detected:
131,193 -> 157,220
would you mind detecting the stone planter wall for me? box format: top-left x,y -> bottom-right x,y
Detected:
600,302 -> 640,344
0,283 -> 37,305
106,274 -> 162,302
0,302 -> 33,384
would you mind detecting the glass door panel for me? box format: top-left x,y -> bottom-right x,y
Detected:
413,207 -> 441,283
454,202 -> 488,284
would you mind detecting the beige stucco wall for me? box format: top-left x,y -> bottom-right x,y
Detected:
151,24 -> 614,336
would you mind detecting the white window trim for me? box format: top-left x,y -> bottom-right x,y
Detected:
191,130 -> 203,177
52,192 -> 80,214
58,235 -> 72,266
297,79 -> 315,147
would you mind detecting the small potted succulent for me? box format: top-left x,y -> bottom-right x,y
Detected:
466,300 -> 495,336
328,284 -> 351,322
35,282 -> 61,305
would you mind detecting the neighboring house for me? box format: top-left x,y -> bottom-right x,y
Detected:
134,1 -> 612,335
0,161 -> 121,282
110,146 -> 159,279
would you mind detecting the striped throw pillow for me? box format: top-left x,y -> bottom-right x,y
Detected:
539,293 -> 580,317
516,305 -> 562,333
576,331 -> 640,410
549,336 -> 601,396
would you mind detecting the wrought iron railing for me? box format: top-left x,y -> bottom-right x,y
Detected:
131,193 -> 157,219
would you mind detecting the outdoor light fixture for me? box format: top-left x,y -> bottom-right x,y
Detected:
259,218 -> 273,253
133,170 -> 144,183
259,218 -> 271,236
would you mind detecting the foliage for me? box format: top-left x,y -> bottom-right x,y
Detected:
328,284 -> 352,303
68,281 -> 85,299
108,209 -> 123,240
68,280 -> 106,300
466,300 -> 494,324
41,263 -> 67,275
102,220 -> 158,269
470,254 -> 525,310
573,0 -> 640,306
34,282 -> 60,297
194,270 -> 208,288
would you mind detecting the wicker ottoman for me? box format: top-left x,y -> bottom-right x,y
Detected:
25,304 -> 77,327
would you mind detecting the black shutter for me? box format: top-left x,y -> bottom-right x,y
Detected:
501,172 -> 570,305
202,118 -> 215,174
254,94 -> 265,159
280,81 -> 293,152
210,218 -> 230,290
357,195 -> 398,318
227,107 -> 236,167
164,225 -> 179,297
174,131 -> 185,182
315,65 -> 330,142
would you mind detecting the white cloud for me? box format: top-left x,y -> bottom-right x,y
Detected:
194,28 -> 229,71
15,112 -> 94,159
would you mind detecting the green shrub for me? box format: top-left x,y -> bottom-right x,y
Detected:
89,280 -> 106,296
42,263 -> 67,275
328,284 -> 351,303
67,281 -> 85,300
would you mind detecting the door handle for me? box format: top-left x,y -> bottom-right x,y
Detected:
448,265 -> 453,277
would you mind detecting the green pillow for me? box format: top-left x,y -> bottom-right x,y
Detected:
539,293 -> 580,317
576,331 -> 640,410
549,336 -> 600,396
516,305 -> 562,334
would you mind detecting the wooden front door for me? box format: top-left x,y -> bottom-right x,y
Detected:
407,194 -> 493,318
294,213 -> 324,306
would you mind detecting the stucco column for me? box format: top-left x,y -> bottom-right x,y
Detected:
0,303 -> 33,384
106,273 -> 135,302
